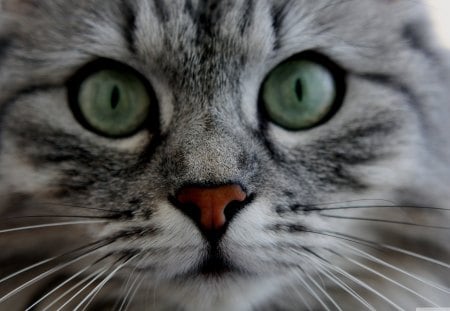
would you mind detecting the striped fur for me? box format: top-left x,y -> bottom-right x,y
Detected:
0,0 -> 449,310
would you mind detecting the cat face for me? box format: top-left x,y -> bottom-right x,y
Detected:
0,0 -> 449,310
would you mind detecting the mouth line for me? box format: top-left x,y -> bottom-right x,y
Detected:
129,246 -> 254,281
198,252 -> 234,276
126,248 -> 235,274
182,247 -> 252,280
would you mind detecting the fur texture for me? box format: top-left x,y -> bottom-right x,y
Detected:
0,0 -> 449,310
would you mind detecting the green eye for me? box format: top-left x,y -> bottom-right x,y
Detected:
69,62 -> 153,137
262,56 -> 341,130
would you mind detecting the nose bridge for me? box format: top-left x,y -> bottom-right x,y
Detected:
171,117 -> 244,183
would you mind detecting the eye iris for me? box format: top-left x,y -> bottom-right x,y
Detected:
77,69 -> 151,137
262,59 -> 337,130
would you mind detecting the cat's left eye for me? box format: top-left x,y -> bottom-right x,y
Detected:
261,53 -> 344,131
67,60 -> 155,138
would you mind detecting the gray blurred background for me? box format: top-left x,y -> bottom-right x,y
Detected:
427,0 -> 450,48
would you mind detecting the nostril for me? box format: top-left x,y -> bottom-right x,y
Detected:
169,184 -> 252,241
177,201 -> 201,227
224,199 -> 247,225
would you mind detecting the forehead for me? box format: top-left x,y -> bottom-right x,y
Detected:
3,0 -> 413,62
124,0 -> 408,79
0,0 -> 421,101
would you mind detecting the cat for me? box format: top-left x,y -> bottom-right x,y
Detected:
0,0 -> 449,310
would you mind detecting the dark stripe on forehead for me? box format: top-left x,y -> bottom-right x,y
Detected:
239,0 -> 255,35
153,0 -> 170,23
183,0 -> 228,38
184,0 -> 196,21
402,22 -> 436,61
0,38 -> 12,63
121,1 -> 137,54
197,0 -> 221,37
270,1 -> 287,51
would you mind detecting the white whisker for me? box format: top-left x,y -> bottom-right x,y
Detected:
118,273 -> 145,311
26,264 -> 95,310
300,251 -> 405,311
53,266 -> 110,311
294,270 -> 331,311
380,245 -> 450,269
74,253 -> 140,311
0,239 -> 110,286
342,243 -> 450,294
0,220 -> 107,234
337,244 -> 440,307
319,214 -> 449,230
314,262 -> 375,310
25,253 -> 112,310
41,263 -> 110,311
0,248 -> 103,304
116,254 -> 149,311
304,270 -> 343,311
0,257 -> 56,285
285,277 -> 314,311
322,231 -> 450,269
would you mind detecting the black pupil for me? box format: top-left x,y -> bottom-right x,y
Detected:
111,86 -> 120,109
295,79 -> 303,101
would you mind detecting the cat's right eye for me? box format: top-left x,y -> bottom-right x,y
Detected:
67,60 -> 155,138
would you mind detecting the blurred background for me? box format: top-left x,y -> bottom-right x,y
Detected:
426,0 -> 450,48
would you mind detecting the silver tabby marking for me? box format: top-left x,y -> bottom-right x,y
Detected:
0,0 -> 449,310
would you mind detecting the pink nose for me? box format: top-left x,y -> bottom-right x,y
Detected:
176,184 -> 247,231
